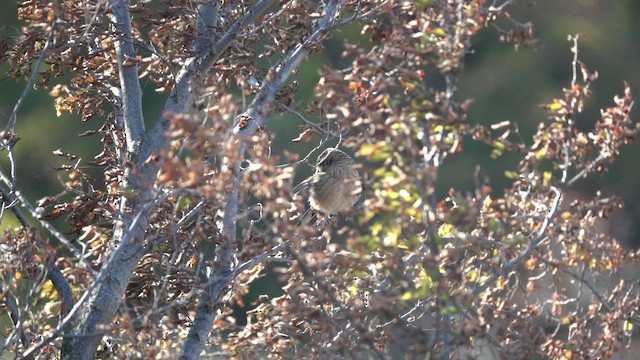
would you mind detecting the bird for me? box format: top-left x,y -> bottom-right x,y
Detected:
292,148 -> 362,226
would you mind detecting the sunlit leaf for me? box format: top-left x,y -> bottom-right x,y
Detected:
504,170 -> 519,179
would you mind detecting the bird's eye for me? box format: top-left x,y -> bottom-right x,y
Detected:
318,151 -> 332,165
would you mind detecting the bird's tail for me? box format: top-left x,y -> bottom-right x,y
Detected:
297,208 -> 318,227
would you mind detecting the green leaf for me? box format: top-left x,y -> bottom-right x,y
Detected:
417,0 -> 434,7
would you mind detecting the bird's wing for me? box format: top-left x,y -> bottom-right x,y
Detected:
291,172 -> 322,195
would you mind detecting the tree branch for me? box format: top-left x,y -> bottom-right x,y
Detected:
234,0 -> 345,137
59,2 -> 277,357
177,267 -> 233,360
46,190 -> 170,359
143,0 -> 276,163
179,1 -> 345,358
5,30 -> 53,132
536,256 -> 614,312
27,241 -> 142,358
0,170 -> 95,276
109,0 -> 145,154
194,3 -> 219,58
1,283 -> 31,353
47,263 -> 76,313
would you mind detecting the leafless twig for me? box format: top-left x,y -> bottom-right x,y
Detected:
5,32 -> 53,132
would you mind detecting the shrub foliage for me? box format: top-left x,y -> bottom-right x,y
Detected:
1,0 -> 639,358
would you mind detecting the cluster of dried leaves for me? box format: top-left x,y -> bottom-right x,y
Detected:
1,0 -> 639,359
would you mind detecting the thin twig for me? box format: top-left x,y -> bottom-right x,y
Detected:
276,102 -> 331,136
5,31 -> 53,132
566,153 -> 606,187
0,169 -> 96,276
283,241 -> 343,308
1,287 -> 31,352
536,256 -> 613,312
472,186 -> 562,296
561,34 -> 581,185
233,241 -> 290,275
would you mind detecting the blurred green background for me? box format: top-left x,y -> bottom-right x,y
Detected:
1,0 -> 639,246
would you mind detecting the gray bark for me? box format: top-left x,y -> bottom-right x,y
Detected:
59,0 -> 273,358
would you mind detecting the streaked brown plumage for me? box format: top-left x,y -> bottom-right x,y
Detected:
292,148 -> 361,225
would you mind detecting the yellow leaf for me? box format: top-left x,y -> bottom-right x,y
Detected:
348,284 -> 360,296
401,291 -> 415,301
432,28 -> 447,37
437,223 -> 456,238
559,349 -> 573,360
535,148 -> 548,160
382,225 -> 402,247
371,222 -> 383,236
543,171 -> 552,187
359,143 -> 392,162
399,189 -> 411,201
40,280 -> 58,300
504,170 -> 519,179
176,196 -> 192,213
387,189 -> 400,199
482,195 -> 492,210
548,101 -> 563,111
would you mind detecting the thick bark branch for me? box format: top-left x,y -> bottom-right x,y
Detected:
47,264 -> 76,313
195,3 -> 219,57
177,269 -> 233,360
59,199 -> 157,359
110,0 -> 145,154
27,188 -> 167,359
59,1 -> 275,359
58,2 -> 148,358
